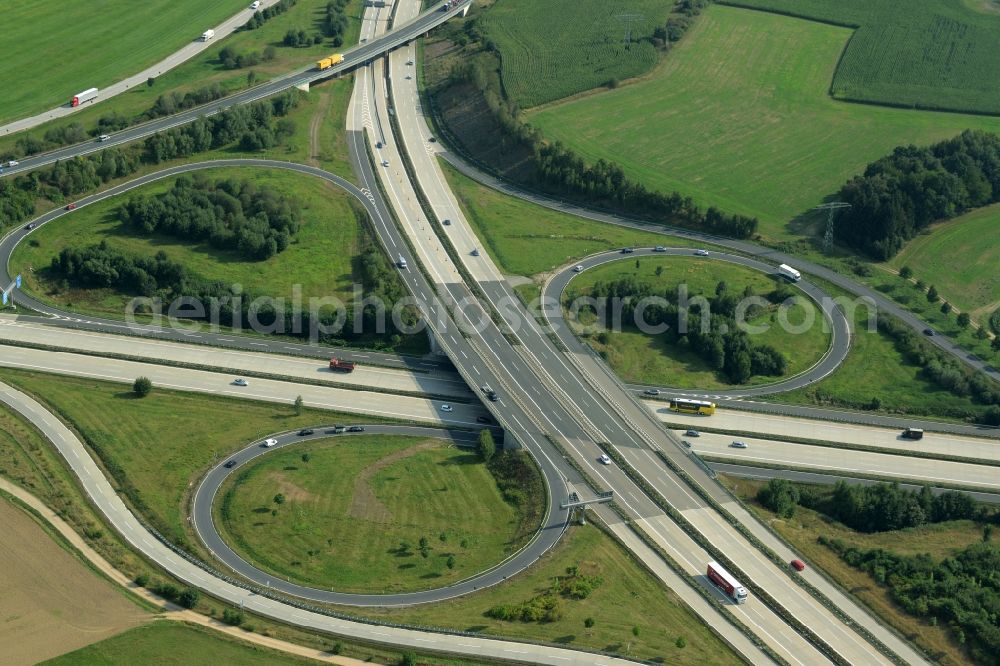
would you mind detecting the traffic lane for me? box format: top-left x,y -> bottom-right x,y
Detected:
661,408 -> 1000,461
0,318 -> 469,398
0,344 -> 486,426
708,462 -> 1000,504
0,1 -> 473,178
544,247 -> 849,398
688,431 -> 1000,490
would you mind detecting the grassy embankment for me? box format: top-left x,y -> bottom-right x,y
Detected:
217,436 -> 534,593
721,474 -> 986,665
563,256 -> 830,389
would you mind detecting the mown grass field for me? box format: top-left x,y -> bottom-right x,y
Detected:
764,279 -> 994,421
358,523 -> 741,665
0,368 -> 391,548
43,621 -> 318,666
724,0 -> 1000,114
564,257 -> 831,389
12,167 -> 365,318
218,436 -> 532,593
888,204 -> 1000,319
0,0 -> 247,125
528,5 -> 1000,239
0,0 -> 362,158
722,475 -> 983,665
477,0 -> 674,108
441,161 -> 698,277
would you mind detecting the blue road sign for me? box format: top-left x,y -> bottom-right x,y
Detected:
15,274 -> 21,289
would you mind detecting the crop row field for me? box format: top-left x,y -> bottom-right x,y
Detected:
477,0 -> 673,108
529,5 -> 1000,239
0,0 -> 247,125
722,0 -> 1000,114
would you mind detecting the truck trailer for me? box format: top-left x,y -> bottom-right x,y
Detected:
777,263 -> 801,282
329,358 -> 356,372
316,53 -> 345,70
707,561 -> 748,604
202,29 -> 215,41
71,87 -> 99,107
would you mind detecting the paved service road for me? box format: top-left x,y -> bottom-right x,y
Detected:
192,425 -> 563,606
0,380 -> 636,666
543,248 -> 850,397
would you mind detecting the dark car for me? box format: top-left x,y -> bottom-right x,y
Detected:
487,390 -> 499,402
620,247 -> 634,254
65,202 -> 77,211
476,415 -> 492,424
684,430 -> 700,437
923,328 -> 934,336
429,136 -> 437,143
348,425 -> 365,432
644,388 -> 660,396
298,428 -> 314,436
224,460 -> 237,468
24,223 -> 35,230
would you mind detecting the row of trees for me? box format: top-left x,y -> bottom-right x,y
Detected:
243,0 -> 297,30
323,0 -> 350,47
822,537 -> 1000,663
650,1 -> 710,48
837,130 -> 1000,258
283,29 -> 324,48
218,44 -> 277,70
147,83 -> 227,119
582,277 -> 789,383
51,244 -> 189,296
118,176 -> 301,261
445,59 -> 758,239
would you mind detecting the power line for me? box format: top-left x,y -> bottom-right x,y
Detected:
615,13 -> 645,46
814,202 -> 851,253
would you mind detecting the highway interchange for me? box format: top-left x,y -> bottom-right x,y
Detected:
1,0 -> 997,664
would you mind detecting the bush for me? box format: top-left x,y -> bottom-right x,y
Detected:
133,376 -> 152,397
478,429 -> 496,462
222,608 -> 245,626
757,478 -> 800,518
177,588 -> 200,608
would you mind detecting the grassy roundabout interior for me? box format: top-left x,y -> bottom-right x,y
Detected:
216,435 -> 539,594
13,167 -> 367,319
563,256 -> 831,389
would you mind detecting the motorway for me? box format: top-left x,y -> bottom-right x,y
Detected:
0,0 -> 474,178
367,5 -> 926,662
543,247 -> 851,397
0,0 -> 283,136
192,425 -> 559,606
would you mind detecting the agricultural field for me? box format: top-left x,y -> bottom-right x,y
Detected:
0,0 -> 247,125
477,0 -> 674,108
722,475 -> 985,665
12,167 -> 367,319
0,367 -> 393,550
0,0 -> 362,159
723,0 -> 1000,114
888,204 -> 1000,321
43,622 -> 318,666
357,523 -> 742,665
218,436 -> 535,593
528,5 -> 1000,239
0,498 -> 148,665
441,161 -> 698,278
563,257 -> 831,389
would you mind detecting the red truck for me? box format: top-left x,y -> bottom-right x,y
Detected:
329,358 -> 356,372
707,561 -> 748,604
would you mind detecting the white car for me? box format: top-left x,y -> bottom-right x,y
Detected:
263,438 -> 278,447
573,265 -> 584,273
598,454 -> 612,465
695,249 -> 709,256
440,404 -> 453,412
98,134 -> 111,142
406,59 -> 414,65
3,160 -> 19,167
654,245 -> 666,252
731,440 -> 749,449
233,378 -> 248,386
381,160 -> 389,167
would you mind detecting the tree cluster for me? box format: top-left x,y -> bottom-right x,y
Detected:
0,180 -> 35,227
147,83 -> 226,119
51,243 -> 189,296
650,1 -> 709,48
824,481 -> 980,533
323,0 -> 350,47
757,478 -> 800,518
485,566 -> 602,623
837,130 -> 1000,259
584,277 -> 788,383
283,29 -> 323,47
218,45 -> 276,70
822,537 -> 1000,663
243,0 -> 297,30
118,175 -> 301,261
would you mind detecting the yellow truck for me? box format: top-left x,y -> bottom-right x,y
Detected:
316,53 -> 345,70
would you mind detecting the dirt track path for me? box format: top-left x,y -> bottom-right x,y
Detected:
309,92 -> 333,167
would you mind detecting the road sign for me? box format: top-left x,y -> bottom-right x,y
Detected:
15,274 -> 21,289
2,290 -> 7,306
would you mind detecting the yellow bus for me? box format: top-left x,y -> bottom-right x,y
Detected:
668,398 -> 716,416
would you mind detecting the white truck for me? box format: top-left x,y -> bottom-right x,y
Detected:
707,561 -> 748,604
201,29 -> 215,41
777,263 -> 801,282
